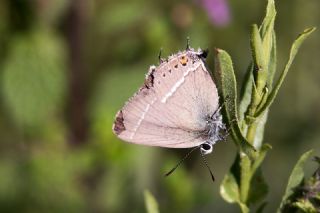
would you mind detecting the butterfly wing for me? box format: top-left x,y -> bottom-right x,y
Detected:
113,50 -> 219,148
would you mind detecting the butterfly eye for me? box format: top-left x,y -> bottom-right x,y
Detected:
200,142 -> 213,155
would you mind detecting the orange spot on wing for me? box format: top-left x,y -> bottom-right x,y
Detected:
179,55 -> 188,66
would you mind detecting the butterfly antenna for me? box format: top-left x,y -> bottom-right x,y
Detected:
200,151 -> 215,182
164,146 -> 198,177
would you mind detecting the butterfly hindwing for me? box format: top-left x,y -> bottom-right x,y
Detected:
113,49 -> 219,148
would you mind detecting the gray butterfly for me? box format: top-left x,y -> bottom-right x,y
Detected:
112,47 -> 227,156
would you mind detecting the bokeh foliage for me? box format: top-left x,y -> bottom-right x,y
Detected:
0,0 -> 319,212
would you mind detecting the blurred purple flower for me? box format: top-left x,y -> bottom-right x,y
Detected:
201,0 -> 231,27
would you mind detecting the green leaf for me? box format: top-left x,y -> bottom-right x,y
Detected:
293,199 -> 318,213
221,145 -> 271,209
278,150 -> 314,212
252,109 -> 269,149
239,63 -> 253,117
144,190 -> 160,213
248,169 -> 269,205
255,27 -> 316,118
251,24 -> 265,71
220,154 -> 241,202
220,172 -> 240,203
251,144 -> 272,174
239,202 -> 250,213
251,24 -> 267,93
239,63 -> 253,135
256,202 -> 268,213
220,172 -> 249,213
245,0 -> 277,123
260,0 -> 276,65
239,66 -> 269,149
243,145 -> 271,206
266,31 -> 277,88
1,30 -> 66,127
260,0 -> 276,38
214,48 -> 256,158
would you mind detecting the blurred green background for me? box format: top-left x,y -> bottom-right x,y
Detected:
0,0 -> 319,212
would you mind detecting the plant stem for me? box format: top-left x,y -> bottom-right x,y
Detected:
239,111 -> 259,208
240,155 -> 251,204
246,123 -> 258,145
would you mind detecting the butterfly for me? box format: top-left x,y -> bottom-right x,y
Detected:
112,46 -> 227,180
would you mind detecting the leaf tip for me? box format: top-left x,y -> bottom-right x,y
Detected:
214,48 -> 223,55
303,27 -> 316,34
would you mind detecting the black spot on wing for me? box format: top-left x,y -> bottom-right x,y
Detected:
144,68 -> 155,89
113,110 -> 126,135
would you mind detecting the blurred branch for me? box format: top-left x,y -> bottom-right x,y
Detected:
65,0 -> 89,146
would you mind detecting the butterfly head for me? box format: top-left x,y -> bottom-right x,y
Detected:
198,108 -> 227,154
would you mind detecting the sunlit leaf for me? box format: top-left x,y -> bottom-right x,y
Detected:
144,190 -> 160,213
260,0 -> 276,65
220,172 -> 240,203
255,27 -> 316,118
220,168 -> 250,213
239,202 -> 250,213
292,199 -> 318,213
260,0 -> 276,38
214,48 -> 256,158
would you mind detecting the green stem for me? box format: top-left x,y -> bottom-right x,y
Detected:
239,111 -> 259,209
240,155 -> 252,204
246,123 -> 258,145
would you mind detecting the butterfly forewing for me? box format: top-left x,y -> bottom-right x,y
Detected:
113,49 -> 219,148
